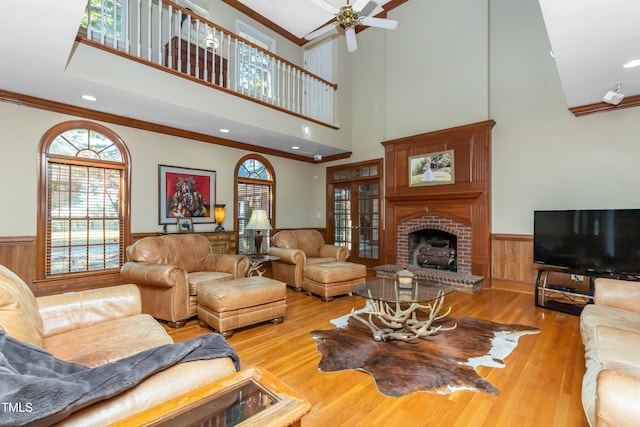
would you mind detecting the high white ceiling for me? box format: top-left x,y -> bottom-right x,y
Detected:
1,0 -> 639,163
233,0 -> 392,39
538,0 -> 640,108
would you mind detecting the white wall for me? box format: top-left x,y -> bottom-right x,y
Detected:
0,102 -> 326,237
347,0 -> 640,235
490,0 -> 640,233
3,0 -> 640,239
346,0 -> 490,165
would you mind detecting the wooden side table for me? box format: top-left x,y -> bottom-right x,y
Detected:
113,367 -> 310,427
203,231 -> 238,255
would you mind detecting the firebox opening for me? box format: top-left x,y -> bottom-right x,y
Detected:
409,229 -> 457,272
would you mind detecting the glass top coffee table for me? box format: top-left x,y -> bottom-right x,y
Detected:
351,278 -> 457,342
353,278 -> 454,303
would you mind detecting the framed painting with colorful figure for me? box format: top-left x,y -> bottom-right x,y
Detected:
159,164 -> 216,224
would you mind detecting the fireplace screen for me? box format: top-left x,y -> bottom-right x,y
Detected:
408,229 -> 457,271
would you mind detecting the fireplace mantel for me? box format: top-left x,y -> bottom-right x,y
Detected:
381,120 -> 495,286
385,190 -> 484,203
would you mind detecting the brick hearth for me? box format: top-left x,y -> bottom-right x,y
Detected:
374,264 -> 484,292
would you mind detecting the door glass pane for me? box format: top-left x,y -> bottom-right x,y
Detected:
358,183 -> 379,260
333,187 -> 351,251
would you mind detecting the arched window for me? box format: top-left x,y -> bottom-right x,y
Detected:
37,121 -> 131,287
235,155 -> 275,254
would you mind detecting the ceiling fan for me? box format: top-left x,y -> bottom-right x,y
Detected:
305,0 -> 398,53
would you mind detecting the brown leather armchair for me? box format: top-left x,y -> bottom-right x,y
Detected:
267,229 -> 348,290
121,234 -> 250,327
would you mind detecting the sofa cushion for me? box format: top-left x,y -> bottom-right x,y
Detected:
307,257 -> 340,266
127,234 -> 212,273
44,313 -> 173,367
580,303 -> 640,344
0,264 -> 44,347
58,358 -> 238,427
583,325 -> 640,427
37,284 -> 143,338
188,271 -> 234,295
272,229 -> 325,257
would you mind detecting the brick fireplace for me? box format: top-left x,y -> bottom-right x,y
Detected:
378,120 -> 495,292
399,215 -> 470,272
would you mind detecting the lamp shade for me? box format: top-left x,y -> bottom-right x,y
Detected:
245,209 -> 272,255
214,204 -> 225,232
245,210 -> 272,230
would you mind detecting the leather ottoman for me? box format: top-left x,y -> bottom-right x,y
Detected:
197,276 -> 287,337
302,262 -> 367,302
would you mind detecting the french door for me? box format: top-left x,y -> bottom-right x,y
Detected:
328,160 -> 382,268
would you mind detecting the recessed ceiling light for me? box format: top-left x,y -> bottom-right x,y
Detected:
219,128 -> 230,133
81,94 -> 97,101
291,146 -> 300,150
623,59 -> 640,69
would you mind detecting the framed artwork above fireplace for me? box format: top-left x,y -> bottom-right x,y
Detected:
408,149 -> 454,187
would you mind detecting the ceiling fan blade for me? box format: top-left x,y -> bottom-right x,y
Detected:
304,22 -> 338,40
308,0 -> 340,15
360,16 -> 398,30
352,0 -> 371,13
360,1 -> 377,17
345,27 -> 358,52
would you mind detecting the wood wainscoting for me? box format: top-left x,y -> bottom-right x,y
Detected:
491,234 -> 538,293
0,236 -> 37,292
2,232 -> 540,296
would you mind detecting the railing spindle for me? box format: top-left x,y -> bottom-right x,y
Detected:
79,0 -> 337,125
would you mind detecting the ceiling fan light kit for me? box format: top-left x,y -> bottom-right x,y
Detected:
306,0 -> 398,53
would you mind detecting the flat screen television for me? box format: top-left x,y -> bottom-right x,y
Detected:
533,209 -> 640,276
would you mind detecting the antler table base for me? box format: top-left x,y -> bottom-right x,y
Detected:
350,289 -> 457,342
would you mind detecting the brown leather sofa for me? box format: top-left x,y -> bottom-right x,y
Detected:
0,264 -> 237,427
580,278 -> 640,427
121,233 -> 250,327
267,229 -> 349,290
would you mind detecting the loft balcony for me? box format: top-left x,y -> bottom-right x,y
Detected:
77,0 -> 338,129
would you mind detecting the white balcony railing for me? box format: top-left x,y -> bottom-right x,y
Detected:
79,0 -> 337,126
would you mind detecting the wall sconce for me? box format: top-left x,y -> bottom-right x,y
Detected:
301,124 -> 310,135
214,204 -> 226,231
245,209 -> 272,254
314,151 -> 322,162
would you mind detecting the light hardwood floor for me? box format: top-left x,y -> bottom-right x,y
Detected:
164,288 -> 588,427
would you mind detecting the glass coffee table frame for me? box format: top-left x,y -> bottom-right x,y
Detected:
114,367 -> 310,427
351,278 -> 457,342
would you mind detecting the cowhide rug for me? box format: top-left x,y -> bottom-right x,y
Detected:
310,306 -> 539,397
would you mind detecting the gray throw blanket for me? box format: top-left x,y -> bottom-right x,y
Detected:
0,331 -> 240,426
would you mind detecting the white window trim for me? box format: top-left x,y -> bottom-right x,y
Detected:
235,20 -> 276,52
234,21 -> 277,100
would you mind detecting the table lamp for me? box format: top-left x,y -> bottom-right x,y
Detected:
245,209 -> 272,254
214,204 -> 226,231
